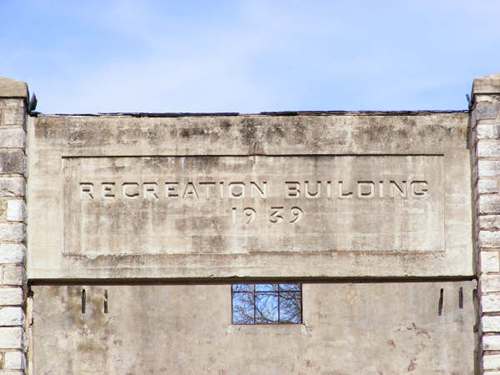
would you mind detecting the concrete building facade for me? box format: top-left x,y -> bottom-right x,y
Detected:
0,74 -> 499,374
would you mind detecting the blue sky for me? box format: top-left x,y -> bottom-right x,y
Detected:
1,1 -> 499,113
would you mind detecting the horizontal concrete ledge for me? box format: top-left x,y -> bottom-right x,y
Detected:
0,77 -> 28,98
473,73 -> 500,95
28,275 -> 477,286
33,110 -> 468,118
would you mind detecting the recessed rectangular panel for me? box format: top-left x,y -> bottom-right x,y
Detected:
64,155 -> 444,256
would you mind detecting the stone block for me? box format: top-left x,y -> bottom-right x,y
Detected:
1,265 -> 24,286
478,140 -> 500,158
478,122 -> 500,139
479,160 -> 500,177
480,195 -> 500,215
0,244 -> 24,264
0,151 -> 24,175
480,216 -> 500,230
0,177 -> 24,197
477,181 -> 500,194
0,100 -> 24,128
1,111 -> 24,129
0,288 -> 23,305
484,335 -> 500,351
4,351 -> 24,370
0,129 -> 24,149
482,276 -> 500,292
0,224 -> 24,242
6,201 -> 24,222
481,251 -> 500,273
473,74 -> 500,95
483,316 -> 500,332
474,100 -> 500,121
480,231 -> 500,247
0,327 -> 22,349
483,294 -> 500,313
0,78 -> 27,99
485,353 -> 500,371
0,307 -> 23,326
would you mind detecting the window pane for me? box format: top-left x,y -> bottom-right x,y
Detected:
255,284 -> 278,292
232,292 -> 254,324
279,283 -> 301,291
279,292 -> 302,323
231,283 -> 302,325
255,292 -> 279,323
232,284 -> 254,292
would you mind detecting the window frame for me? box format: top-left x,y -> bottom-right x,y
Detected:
231,283 -> 303,325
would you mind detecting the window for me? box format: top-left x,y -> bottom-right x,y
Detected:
231,283 -> 302,324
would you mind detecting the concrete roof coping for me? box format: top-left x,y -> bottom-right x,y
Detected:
473,73 -> 500,95
0,76 -> 28,98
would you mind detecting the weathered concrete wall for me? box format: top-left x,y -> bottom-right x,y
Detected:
27,113 -> 472,280
31,282 -> 475,375
0,78 -> 28,374
471,74 -> 500,374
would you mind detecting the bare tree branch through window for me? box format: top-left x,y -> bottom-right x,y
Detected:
232,283 -> 302,324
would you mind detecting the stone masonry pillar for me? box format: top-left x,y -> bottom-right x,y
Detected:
0,78 -> 28,374
472,74 -> 500,374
